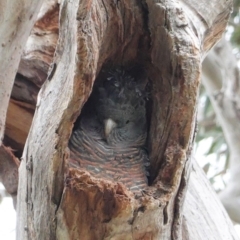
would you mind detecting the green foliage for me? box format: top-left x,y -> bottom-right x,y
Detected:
196,87 -> 229,191
230,0 -> 240,46
231,26 -> 240,46
233,0 -> 240,19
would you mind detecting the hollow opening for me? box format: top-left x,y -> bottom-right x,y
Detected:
68,64 -> 153,194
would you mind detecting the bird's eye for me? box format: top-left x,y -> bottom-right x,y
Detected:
114,81 -> 120,87
135,88 -> 142,96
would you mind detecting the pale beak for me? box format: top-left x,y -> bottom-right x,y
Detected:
104,119 -> 117,138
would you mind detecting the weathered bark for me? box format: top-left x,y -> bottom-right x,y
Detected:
183,160 -> 239,240
0,0 -> 232,239
202,38 -> 240,223
4,0 -> 59,156
0,0 -> 44,145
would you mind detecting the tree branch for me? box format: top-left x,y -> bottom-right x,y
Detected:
0,0 -> 45,144
202,37 -> 240,223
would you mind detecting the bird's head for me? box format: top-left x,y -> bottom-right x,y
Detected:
95,68 -> 147,141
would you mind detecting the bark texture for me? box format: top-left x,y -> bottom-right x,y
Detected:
0,0 -> 45,145
183,160 -> 239,240
0,0 -> 231,239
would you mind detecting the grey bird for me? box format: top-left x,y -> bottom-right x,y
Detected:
69,68 -> 149,192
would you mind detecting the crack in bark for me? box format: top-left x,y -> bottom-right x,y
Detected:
101,0 -> 109,23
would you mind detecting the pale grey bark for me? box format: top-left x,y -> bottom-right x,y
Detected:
183,160 -> 239,240
0,0 -> 45,145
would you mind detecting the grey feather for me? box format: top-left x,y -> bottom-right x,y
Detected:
69,67 -> 149,192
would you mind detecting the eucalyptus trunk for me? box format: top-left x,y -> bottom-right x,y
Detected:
0,0 -> 237,239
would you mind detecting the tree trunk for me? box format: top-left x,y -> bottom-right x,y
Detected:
183,159 -> 239,239
0,0 -> 235,239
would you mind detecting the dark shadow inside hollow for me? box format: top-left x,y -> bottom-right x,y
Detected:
68,64 -> 153,193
